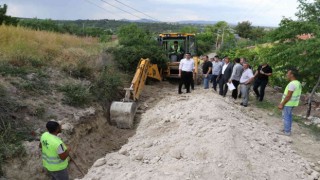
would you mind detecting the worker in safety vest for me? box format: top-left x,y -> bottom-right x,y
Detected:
278,68 -> 302,136
169,41 -> 184,61
39,121 -> 71,180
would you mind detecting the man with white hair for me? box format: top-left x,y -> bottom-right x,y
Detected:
239,62 -> 255,107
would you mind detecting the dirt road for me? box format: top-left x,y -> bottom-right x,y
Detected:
80,83 -> 320,180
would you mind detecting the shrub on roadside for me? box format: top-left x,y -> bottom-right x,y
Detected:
92,66 -> 123,101
110,24 -> 167,73
58,83 -> 92,107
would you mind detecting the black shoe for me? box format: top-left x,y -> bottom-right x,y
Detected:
240,103 -> 243,106
186,91 -> 191,93
178,91 -> 182,94
243,104 -> 248,107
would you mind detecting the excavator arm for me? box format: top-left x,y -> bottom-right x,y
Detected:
110,58 -> 161,129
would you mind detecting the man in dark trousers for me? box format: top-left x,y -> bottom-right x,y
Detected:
202,55 -> 212,89
178,52 -> 195,94
253,63 -> 273,101
218,57 -> 233,97
229,58 -> 243,99
40,121 -> 71,180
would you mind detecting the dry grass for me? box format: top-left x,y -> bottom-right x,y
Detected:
0,25 -> 102,68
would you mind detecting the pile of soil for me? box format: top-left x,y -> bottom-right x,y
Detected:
81,84 -> 320,180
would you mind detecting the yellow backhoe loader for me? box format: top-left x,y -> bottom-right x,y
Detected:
110,33 -> 200,129
159,33 -> 201,82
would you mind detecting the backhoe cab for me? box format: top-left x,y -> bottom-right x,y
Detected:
158,33 -> 199,78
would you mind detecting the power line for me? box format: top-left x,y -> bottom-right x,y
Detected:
100,0 -> 145,20
114,0 -> 160,22
84,0 -> 125,19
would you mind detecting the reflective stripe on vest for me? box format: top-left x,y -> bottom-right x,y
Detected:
40,132 -> 68,171
171,45 -> 181,53
282,80 -> 302,107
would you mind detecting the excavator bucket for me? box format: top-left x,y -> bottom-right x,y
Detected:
110,101 -> 137,129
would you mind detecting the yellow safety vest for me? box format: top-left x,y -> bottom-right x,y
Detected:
282,80 -> 302,107
40,132 -> 68,172
171,45 -> 181,53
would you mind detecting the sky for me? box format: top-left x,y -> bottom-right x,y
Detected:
1,0 -> 300,26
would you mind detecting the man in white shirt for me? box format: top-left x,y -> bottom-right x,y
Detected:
239,62 -> 255,107
179,52 -> 195,94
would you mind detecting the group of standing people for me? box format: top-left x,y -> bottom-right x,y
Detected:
178,53 -> 302,136
199,55 -> 273,107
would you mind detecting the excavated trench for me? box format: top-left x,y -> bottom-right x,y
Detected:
2,82 -> 163,180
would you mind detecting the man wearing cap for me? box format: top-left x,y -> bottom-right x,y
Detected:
40,121 -> 71,180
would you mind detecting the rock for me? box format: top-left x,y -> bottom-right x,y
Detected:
119,149 -> 129,156
143,142 -> 153,148
61,123 -> 74,135
317,161 -> 320,165
273,138 -> 279,142
93,158 -> 106,167
304,121 -> 312,126
26,73 -> 37,80
74,107 -> 96,121
306,169 -> 313,175
143,103 -> 149,108
218,163 -> 224,168
301,134 -> 306,137
136,110 -> 144,114
170,149 -> 182,159
150,156 -> 161,164
315,166 -> 320,172
268,112 -> 274,116
134,152 -> 144,161
310,163 -> 316,168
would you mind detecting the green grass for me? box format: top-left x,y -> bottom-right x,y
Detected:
252,97 -> 320,137
58,83 -> 92,107
0,85 -> 31,176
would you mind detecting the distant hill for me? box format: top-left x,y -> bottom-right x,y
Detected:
177,20 -> 219,25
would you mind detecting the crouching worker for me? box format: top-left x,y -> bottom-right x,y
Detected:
40,121 -> 71,180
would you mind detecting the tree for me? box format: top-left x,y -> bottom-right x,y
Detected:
296,0 -> 320,22
180,26 -> 198,34
250,27 -> 267,41
0,4 -> 18,26
111,24 -> 167,72
235,21 -> 253,39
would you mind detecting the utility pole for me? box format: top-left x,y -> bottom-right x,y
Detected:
221,27 -> 226,49
215,33 -> 220,50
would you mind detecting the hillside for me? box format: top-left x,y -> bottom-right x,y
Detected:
0,25 -> 130,179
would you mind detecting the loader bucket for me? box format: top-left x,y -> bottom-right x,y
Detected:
110,101 -> 137,129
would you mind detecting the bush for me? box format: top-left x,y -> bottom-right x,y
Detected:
111,24 -> 167,73
58,83 -> 92,107
92,66 -> 123,101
